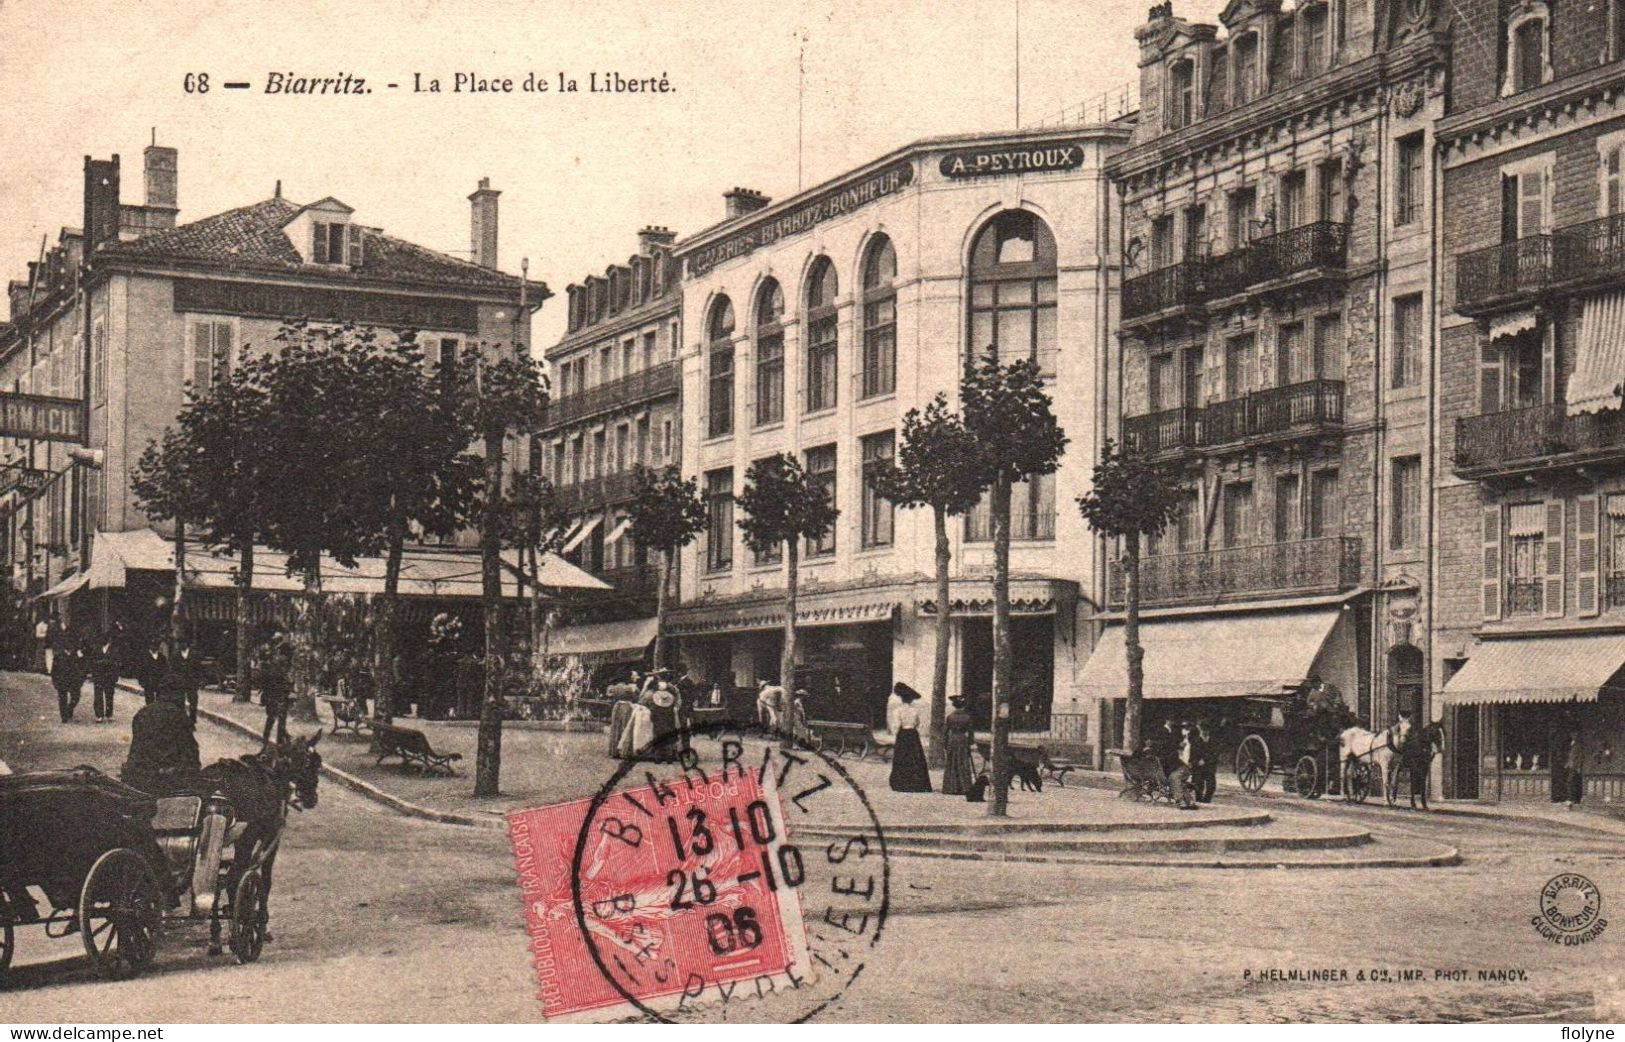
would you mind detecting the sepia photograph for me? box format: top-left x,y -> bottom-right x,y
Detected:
0,0 -> 1622,1028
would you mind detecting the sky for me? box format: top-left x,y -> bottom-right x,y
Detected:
0,0 -> 1227,349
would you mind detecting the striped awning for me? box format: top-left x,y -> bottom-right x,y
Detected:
667,595 -> 898,637
1438,634 -> 1625,706
561,515 -> 602,553
1490,309 -> 1540,342
543,617 -> 657,661
1566,291 -> 1625,415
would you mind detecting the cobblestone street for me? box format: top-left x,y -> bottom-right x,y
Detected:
2,672 -> 1621,1022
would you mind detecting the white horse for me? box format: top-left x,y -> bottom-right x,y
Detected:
1339,718 -> 1411,797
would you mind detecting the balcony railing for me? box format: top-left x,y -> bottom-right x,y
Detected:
598,563 -> 661,598
1107,535 -> 1362,608
543,358 -> 679,430
555,468 -> 645,513
964,510 -> 1056,543
1122,260 -> 1208,322
1205,221 -> 1348,300
1553,213 -> 1625,286
1506,579 -> 1543,617
1122,406 -> 1200,456
1453,403 -> 1625,477
1245,379 -> 1345,440
1455,235 -> 1552,314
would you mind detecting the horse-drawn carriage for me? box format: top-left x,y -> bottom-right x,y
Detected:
0,738 -> 319,984
1228,696 -> 1371,801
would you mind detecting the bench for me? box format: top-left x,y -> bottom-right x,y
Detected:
373,722 -> 463,776
809,719 -> 891,761
1038,740 -> 1091,788
319,696 -> 374,739
1118,750 -> 1174,803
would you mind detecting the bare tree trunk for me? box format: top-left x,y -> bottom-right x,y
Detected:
373,518 -> 405,723
233,541 -> 253,703
988,474 -> 1013,817
652,547 -> 672,671
475,422 -> 506,798
1123,531 -> 1144,755
780,539 -> 798,749
927,507 -> 951,768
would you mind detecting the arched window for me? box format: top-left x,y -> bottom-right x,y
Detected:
1504,2 -> 1550,95
754,280 -> 785,427
1168,58 -> 1195,129
860,236 -> 897,399
707,296 -> 736,438
805,257 -> 839,412
965,211 -> 1058,543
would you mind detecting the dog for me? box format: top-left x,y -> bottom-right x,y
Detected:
965,773 -> 989,803
1013,760 -> 1044,792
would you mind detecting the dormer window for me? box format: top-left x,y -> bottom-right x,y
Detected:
1301,4 -> 1328,77
312,221 -> 362,266
1233,32 -> 1261,105
1503,2 -> 1551,95
1168,58 -> 1196,129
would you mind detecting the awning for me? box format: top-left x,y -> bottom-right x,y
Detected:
604,516 -> 633,545
1566,291 -> 1625,415
561,516 -> 602,553
1438,634 -> 1625,706
1490,309 -> 1540,342
37,570 -> 89,600
667,594 -> 899,637
1077,608 -> 1344,701
543,617 -> 658,660
914,577 -> 1076,617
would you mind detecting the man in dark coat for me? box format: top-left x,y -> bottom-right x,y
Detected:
137,641 -> 168,706
257,642 -> 292,745
165,639 -> 204,725
121,687 -> 201,796
52,638 -> 87,723
90,632 -> 120,723
1191,719 -> 1218,803
1150,717 -> 1194,808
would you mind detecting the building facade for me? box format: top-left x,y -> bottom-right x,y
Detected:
1089,0 -> 1448,757
667,127 -> 1128,755
1433,0 -> 1625,802
534,227 -> 683,665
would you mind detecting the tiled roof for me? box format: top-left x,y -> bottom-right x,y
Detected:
99,197 -> 534,294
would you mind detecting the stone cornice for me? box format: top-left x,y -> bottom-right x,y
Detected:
1437,63 -> 1625,162
546,292 -> 681,360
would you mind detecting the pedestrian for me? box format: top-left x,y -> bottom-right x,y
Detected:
1565,729 -> 1584,806
257,640 -> 292,746
1174,721 -> 1199,809
755,678 -> 785,731
166,638 -> 203,725
52,637 -> 86,723
888,683 -> 931,792
941,694 -> 975,797
1152,717 -> 1194,808
34,615 -> 50,674
120,684 -> 201,797
137,640 -> 167,706
90,631 -> 120,724
1192,719 -> 1217,803
640,674 -> 680,758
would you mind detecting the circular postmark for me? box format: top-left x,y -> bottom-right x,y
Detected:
570,719 -> 890,1022
1532,873 -> 1607,946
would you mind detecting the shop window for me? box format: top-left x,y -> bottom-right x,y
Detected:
860,236 -> 897,399
707,296 -> 736,438
860,431 -> 895,549
1396,133 -> 1425,227
805,444 -> 837,557
754,280 -> 785,427
805,258 -> 839,412
968,210 -> 1058,374
1506,502 -> 1546,616
1501,704 -> 1556,772
705,468 -> 734,572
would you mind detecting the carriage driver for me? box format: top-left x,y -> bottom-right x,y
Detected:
120,684 -> 202,797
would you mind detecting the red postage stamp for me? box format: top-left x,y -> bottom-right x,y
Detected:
507,758 -> 812,1021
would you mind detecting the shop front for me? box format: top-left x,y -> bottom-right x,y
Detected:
1438,633 -> 1625,804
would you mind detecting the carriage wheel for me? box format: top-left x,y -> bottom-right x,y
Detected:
1235,735 -> 1270,792
78,849 -> 161,981
229,870 -> 268,964
1345,760 -> 1371,804
1294,755 -> 1321,799
0,917 -> 14,982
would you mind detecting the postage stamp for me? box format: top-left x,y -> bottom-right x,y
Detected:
507,722 -> 889,1022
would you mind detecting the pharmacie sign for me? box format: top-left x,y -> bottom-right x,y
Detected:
686,161 -> 915,276
0,392 -> 87,443
939,141 -> 1087,179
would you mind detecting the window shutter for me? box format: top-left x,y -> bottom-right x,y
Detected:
346,224 -> 364,267
311,222 -> 326,264
213,322 -> 233,376
1544,498 -> 1565,617
1482,504 -> 1502,620
1501,175 -> 1520,242
190,322 -> 212,389
1577,494 -> 1601,617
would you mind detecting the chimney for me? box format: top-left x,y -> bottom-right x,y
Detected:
469,177 -> 500,269
83,155 -> 121,251
723,187 -> 770,219
636,225 -> 677,255
144,137 -> 177,210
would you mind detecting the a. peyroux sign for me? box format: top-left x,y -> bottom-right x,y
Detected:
939,141 -> 1087,179
0,392 -> 87,444
686,161 -> 915,276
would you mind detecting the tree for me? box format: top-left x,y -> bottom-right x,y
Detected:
868,394 -> 986,766
462,351 -> 551,798
625,465 -> 707,671
959,348 -> 1068,816
131,425 -> 200,651
736,454 -> 839,741
499,468 -> 575,661
1076,438 -> 1184,757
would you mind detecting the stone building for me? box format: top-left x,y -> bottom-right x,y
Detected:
666,126 -> 1128,756
533,227 -> 683,670
1433,0 -> 1625,802
1086,0 -> 1448,766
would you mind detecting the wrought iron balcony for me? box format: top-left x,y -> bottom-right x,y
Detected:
1454,235 -> 1551,315
1121,260 -> 1209,324
1453,403 -> 1625,479
1553,213 -> 1625,289
542,358 -> 679,431
1122,406 -> 1200,457
555,468 -> 645,513
1107,536 -> 1362,608
1199,379 -> 1344,450
1205,222 -> 1348,300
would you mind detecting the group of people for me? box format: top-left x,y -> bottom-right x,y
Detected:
1148,717 -> 1218,810
43,620 -> 205,729
605,664 -> 721,760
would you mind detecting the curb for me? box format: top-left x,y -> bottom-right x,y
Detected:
796,825 -> 1375,854
118,683 -> 507,832
873,842 -> 1463,871
779,810 -> 1275,835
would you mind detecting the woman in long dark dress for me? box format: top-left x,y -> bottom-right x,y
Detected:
940,695 -> 975,796
888,683 -> 932,793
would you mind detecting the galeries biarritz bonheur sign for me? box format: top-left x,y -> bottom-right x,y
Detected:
685,161 -> 915,276
938,141 -> 1088,179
